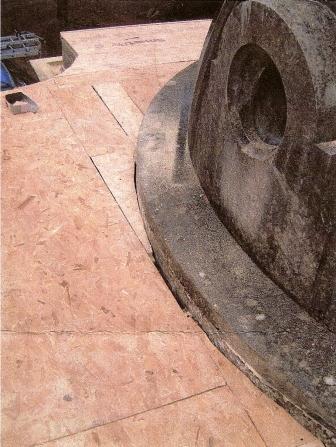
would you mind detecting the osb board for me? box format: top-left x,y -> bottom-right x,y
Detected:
1,21 -> 323,447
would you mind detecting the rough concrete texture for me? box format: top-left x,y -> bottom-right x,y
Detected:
136,63 -> 336,446
189,0 -> 336,331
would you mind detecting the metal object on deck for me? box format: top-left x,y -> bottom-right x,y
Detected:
1,32 -> 42,60
5,92 -> 38,114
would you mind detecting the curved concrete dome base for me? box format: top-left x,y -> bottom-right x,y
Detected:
136,64 -> 336,446
189,0 -> 336,332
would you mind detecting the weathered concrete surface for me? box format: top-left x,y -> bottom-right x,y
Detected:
136,63 -> 336,445
189,0 -> 336,331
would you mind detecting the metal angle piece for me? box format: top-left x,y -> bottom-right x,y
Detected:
5,92 -> 39,115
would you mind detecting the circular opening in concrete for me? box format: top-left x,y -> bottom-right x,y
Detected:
228,44 -> 287,146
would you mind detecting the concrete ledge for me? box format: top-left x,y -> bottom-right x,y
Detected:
29,56 -> 63,81
61,36 -> 78,70
136,63 -> 336,446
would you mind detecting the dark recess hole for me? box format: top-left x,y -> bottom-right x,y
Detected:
228,43 -> 287,147
252,64 -> 287,145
